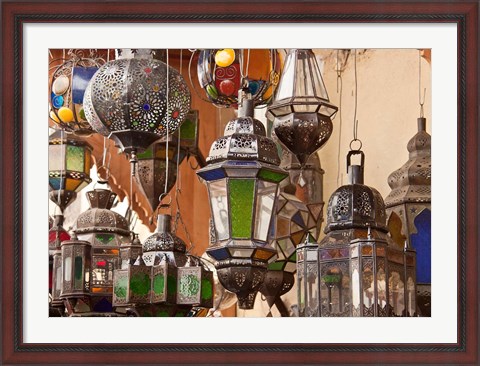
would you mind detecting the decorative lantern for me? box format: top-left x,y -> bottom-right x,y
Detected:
316,150 -> 416,317
296,234 -> 320,317
136,136 -> 187,213
49,214 -> 71,315
196,92 -> 288,309
75,188 -> 131,312
83,49 -> 191,168
267,49 -> 337,167
385,117 -> 431,316
112,213 -> 214,316
196,49 -> 281,108
49,51 -> 104,136
60,235 -> 92,314
49,130 -> 93,212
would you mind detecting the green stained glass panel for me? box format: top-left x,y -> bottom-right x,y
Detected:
153,274 -> 165,295
156,309 -> 170,317
95,233 -> 114,245
201,278 -> 213,301
180,118 -> 196,140
137,147 -> 154,159
114,275 -> 128,299
130,272 -> 150,296
268,261 -> 285,271
66,145 -> 84,172
179,274 -> 200,297
167,274 -> 177,294
258,168 -> 287,183
229,179 -> 255,238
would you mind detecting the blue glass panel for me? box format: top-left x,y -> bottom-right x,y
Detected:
72,67 -> 98,104
49,177 -> 63,190
93,297 -> 113,312
410,209 -> 431,283
197,168 -> 225,181
207,247 -> 229,261
291,211 -> 305,226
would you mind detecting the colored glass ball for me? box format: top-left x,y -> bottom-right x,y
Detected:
214,49 -> 235,67
219,79 -> 236,96
58,107 -> 74,123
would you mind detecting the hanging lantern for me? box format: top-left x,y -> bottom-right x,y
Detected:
74,188 -> 131,313
49,51 -> 104,136
113,214 -> 214,316
49,214 -> 71,316
296,234 -> 320,317
60,234 -> 92,315
83,49 -> 191,171
196,92 -> 288,309
196,49 -> 282,108
385,117 -> 430,316
49,130 -> 93,212
314,150 -> 416,317
267,49 -> 338,167
135,135 -> 187,213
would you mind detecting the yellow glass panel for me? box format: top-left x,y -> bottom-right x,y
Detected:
65,178 -> 81,192
84,150 -> 91,173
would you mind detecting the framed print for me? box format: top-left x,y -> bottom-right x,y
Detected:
1,0 -> 478,364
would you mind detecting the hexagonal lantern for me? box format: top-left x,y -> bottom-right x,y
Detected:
385,117 -> 431,316
196,92 -> 288,309
74,188 -> 131,313
267,49 -> 338,167
112,214 -> 214,316
49,130 -> 93,212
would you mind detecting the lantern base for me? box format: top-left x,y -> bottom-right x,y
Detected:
259,270 -> 295,308
109,130 -> 162,154
49,190 -> 77,212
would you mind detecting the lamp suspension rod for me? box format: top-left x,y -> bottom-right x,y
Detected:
418,50 -> 426,118
163,48 -> 170,197
349,49 -> 362,152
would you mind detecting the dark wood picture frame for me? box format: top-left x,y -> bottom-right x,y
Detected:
1,1 -> 478,364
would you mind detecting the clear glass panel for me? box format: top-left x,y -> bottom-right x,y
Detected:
229,179 -> 255,239
208,180 -> 230,240
254,181 -> 277,241
48,145 -> 64,171
351,266 -> 360,309
64,256 -> 72,282
54,264 -> 62,298
389,270 -> 406,316
377,267 -> 387,309
362,266 -> 374,310
305,260 -> 319,316
406,276 -> 416,316
275,50 -> 295,101
295,50 -> 315,97
66,145 -> 85,172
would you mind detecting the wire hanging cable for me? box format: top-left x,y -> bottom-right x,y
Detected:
335,50 -> 344,187
418,50 -> 426,118
163,49 -> 170,197
350,49 -> 362,151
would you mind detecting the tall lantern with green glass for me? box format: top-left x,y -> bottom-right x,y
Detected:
49,130 -> 93,212
196,91 -> 288,309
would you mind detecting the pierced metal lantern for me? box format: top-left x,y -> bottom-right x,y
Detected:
267,49 -> 337,167
296,234 -> 320,317
196,49 -> 281,108
113,214 -> 214,315
49,52 -> 104,136
197,93 -> 288,309
60,235 -> 92,314
385,117 -> 431,316
83,49 -> 191,157
75,188 -> 131,312
317,151 -> 416,317
49,130 -> 93,212
49,215 -> 71,314
136,136 -> 187,212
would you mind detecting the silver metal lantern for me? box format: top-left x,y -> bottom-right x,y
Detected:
385,117 -> 430,316
197,91 -> 288,309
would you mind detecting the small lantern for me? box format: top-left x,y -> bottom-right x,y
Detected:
177,256 -> 214,308
196,92 -> 288,309
296,234 -> 320,317
196,49 -> 281,108
267,49 -> 337,167
83,49 -> 191,158
49,52 -> 104,136
49,215 -> 71,312
49,130 -> 93,211
385,117 -> 430,316
75,188 -> 131,312
135,135 -> 187,213
60,235 -> 92,314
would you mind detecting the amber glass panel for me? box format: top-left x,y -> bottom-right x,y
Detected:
65,178 -> 81,192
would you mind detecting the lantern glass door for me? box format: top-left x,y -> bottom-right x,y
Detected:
208,180 -> 229,241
